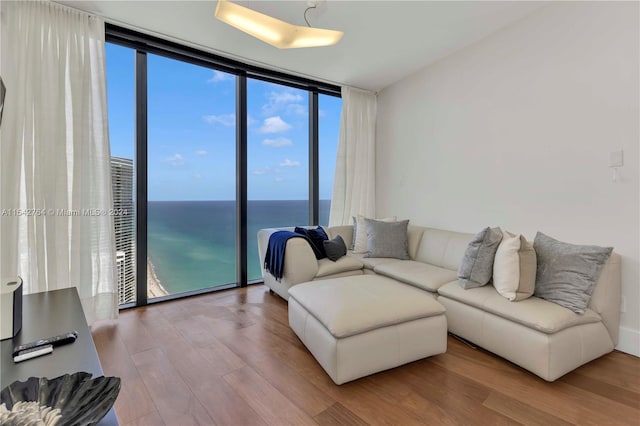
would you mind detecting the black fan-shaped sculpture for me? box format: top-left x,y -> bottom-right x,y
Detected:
1,372 -> 120,425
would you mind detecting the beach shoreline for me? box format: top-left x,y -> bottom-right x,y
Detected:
147,259 -> 169,298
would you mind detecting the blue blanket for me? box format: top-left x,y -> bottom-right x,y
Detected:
264,231 -> 307,281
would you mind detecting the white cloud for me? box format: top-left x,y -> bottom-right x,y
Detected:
203,113 -> 235,126
251,167 -> 272,175
279,159 -> 300,167
286,104 -> 307,116
195,150 -> 208,156
274,176 -> 285,182
208,70 -> 232,83
262,90 -> 304,115
262,137 -> 292,148
166,154 -> 184,166
272,91 -> 303,103
259,116 -> 291,134
192,173 -> 203,180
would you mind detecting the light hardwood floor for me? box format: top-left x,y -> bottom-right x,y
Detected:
92,285 -> 640,426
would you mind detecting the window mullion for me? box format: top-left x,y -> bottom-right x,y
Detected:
135,50 -> 148,306
237,74 -> 248,287
309,91 -> 319,225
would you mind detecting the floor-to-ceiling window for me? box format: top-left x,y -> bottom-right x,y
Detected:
106,25 -> 341,306
319,94 -> 342,226
146,54 -> 237,300
106,42 -> 137,305
246,79 -> 309,281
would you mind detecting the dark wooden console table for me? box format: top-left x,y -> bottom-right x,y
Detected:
0,287 -> 118,425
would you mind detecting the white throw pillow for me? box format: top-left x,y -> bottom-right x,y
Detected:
493,230 -> 536,301
352,215 -> 396,253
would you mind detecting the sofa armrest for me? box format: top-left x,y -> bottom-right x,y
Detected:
588,252 -> 622,345
257,228 -> 319,299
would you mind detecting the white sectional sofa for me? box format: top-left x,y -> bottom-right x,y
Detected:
257,224 -> 621,382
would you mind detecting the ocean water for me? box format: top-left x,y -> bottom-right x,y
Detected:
147,200 -> 330,295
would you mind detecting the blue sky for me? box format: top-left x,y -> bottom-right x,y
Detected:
106,43 -> 341,201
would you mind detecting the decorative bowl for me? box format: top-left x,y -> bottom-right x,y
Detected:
0,372 -> 120,425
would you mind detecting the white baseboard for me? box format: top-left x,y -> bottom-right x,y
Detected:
616,326 -> 640,357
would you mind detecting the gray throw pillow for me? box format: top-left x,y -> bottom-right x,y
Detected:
458,227 -> 503,289
533,232 -> 613,314
364,219 -> 410,259
323,235 -> 347,261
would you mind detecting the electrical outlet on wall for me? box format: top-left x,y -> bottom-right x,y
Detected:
609,150 -> 624,167
609,150 -> 624,182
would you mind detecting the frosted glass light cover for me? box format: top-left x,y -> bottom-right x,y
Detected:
215,0 -> 343,49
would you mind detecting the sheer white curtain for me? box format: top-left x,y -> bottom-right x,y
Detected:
0,0 -> 117,323
328,87 -> 377,226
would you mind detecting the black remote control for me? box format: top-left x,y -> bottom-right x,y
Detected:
12,331 -> 78,357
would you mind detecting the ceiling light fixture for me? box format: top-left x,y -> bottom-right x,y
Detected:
214,0 -> 344,49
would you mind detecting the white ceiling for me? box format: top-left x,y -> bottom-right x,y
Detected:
55,1 -> 545,91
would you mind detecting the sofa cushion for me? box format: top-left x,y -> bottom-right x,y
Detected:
533,232 -> 613,314
316,255 -> 363,278
458,227 -> 503,289
493,231 -> 537,301
437,282 -> 601,334
406,225 -> 426,260
414,228 -> 474,270
374,261 -> 457,292
347,252 -> 400,270
364,219 -> 410,259
288,275 -> 446,338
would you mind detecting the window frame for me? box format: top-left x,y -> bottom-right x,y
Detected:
106,24 -> 341,307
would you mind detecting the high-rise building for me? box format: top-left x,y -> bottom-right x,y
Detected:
115,250 -> 127,304
111,157 -> 136,305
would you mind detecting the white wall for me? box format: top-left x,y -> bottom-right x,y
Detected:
376,2 -> 639,356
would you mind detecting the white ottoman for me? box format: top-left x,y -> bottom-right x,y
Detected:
288,275 -> 447,385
